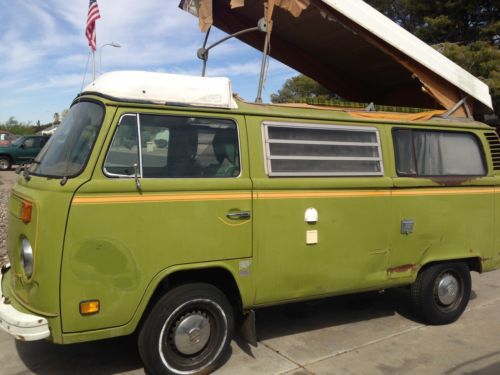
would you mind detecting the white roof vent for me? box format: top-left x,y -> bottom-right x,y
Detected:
83,71 -> 238,109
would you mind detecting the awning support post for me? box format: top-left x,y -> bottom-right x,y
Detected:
365,102 -> 376,111
255,1 -> 275,103
197,25 -> 262,77
441,95 -> 473,120
255,21 -> 270,103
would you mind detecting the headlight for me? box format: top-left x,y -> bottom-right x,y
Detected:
20,237 -> 34,278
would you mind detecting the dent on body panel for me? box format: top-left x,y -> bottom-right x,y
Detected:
69,237 -> 141,291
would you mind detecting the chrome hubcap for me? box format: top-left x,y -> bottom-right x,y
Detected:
173,313 -> 211,355
437,274 -> 460,305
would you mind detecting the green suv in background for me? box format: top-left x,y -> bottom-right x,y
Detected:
0,135 -> 50,170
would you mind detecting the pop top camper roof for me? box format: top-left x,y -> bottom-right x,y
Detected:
180,0 -> 493,118
83,71 -> 238,109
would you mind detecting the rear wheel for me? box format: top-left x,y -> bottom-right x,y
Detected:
138,283 -> 234,375
0,156 -> 11,171
410,262 -> 471,325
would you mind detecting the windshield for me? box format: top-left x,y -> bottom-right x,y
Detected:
30,101 -> 104,177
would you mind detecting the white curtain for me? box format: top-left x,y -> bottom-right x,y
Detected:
413,132 -> 485,176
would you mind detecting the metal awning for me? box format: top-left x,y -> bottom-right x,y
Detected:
180,0 -> 493,118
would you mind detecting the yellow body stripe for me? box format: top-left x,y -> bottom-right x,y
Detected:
72,187 -> 494,205
255,191 -> 391,199
72,192 -> 252,205
392,188 -> 494,196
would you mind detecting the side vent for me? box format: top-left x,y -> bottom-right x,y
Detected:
485,132 -> 500,171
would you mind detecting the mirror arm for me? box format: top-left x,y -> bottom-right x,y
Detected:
133,163 -> 142,192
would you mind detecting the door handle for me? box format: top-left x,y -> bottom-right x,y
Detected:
226,211 -> 251,220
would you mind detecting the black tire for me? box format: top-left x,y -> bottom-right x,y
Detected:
410,262 -> 471,325
138,283 -> 234,375
0,156 -> 12,171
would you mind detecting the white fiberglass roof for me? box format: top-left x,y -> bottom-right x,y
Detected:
83,71 -> 238,109
325,0 -> 492,110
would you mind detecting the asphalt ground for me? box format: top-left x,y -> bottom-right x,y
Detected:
1,170 -> 500,374
1,271 -> 500,374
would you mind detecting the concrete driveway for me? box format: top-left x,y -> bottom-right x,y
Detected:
1,270 -> 500,374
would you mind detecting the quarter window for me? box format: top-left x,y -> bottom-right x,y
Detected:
393,129 -> 486,176
104,114 -> 240,178
263,122 -> 384,176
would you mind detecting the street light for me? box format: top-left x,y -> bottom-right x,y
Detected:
99,42 -> 121,75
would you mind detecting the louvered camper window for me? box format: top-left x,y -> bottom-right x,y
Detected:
263,122 -> 384,176
485,132 -> 500,171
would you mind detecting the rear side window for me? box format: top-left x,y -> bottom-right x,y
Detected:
104,114 -> 240,178
263,122 -> 384,176
393,129 -> 486,177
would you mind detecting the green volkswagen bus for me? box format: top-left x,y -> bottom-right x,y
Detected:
1,71 -> 500,374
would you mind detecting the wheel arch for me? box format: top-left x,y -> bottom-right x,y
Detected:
136,265 -> 245,333
419,257 -> 482,274
0,153 -> 13,162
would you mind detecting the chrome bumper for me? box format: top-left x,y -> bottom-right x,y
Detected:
0,266 -> 50,341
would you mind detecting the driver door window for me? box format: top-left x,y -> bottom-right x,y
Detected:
104,113 -> 240,178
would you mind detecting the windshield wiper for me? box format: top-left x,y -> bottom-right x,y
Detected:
22,166 -> 31,182
15,164 -> 31,181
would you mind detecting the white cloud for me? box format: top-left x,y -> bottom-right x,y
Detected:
16,74 -> 84,93
0,0 -> 295,123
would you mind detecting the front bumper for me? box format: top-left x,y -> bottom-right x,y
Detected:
0,266 -> 50,341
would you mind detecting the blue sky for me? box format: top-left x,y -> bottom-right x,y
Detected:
0,0 -> 297,125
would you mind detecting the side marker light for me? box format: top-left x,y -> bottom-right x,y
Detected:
20,201 -> 32,224
80,300 -> 100,315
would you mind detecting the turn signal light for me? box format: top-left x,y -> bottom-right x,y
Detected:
20,201 -> 32,224
80,300 -> 100,315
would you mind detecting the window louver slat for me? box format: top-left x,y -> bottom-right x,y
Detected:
485,132 -> 500,171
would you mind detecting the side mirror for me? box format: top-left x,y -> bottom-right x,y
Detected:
19,143 -> 25,149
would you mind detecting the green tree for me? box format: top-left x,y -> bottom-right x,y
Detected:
6,116 -> 19,126
367,0 -> 499,45
270,74 -> 335,103
0,116 -> 36,135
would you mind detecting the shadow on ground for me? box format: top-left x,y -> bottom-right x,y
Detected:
254,287 -> 423,342
16,335 -> 144,374
14,287 -> 476,374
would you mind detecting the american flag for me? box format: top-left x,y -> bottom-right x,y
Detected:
86,0 -> 101,51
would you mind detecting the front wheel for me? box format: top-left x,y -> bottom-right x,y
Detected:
138,283 -> 234,375
0,156 -> 12,171
410,262 -> 471,325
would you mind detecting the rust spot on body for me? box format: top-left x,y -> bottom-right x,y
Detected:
387,264 -> 417,274
429,176 -> 476,186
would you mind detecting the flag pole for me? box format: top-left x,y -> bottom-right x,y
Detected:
86,0 -> 101,81
92,50 -> 96,80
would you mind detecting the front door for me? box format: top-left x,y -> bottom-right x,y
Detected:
61,110 -> 252,332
